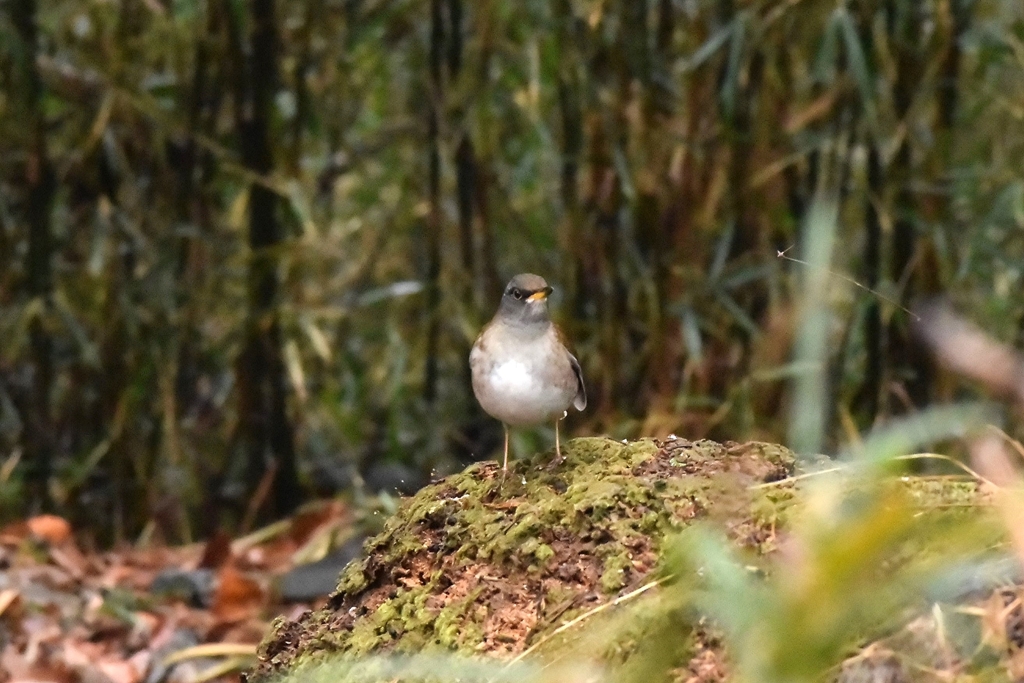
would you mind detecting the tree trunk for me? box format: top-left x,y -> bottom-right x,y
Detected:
886,1 -> 933,412
11,0 -> 57,513
423,0 -> 444,404
234,0 -> 300,523
855,146 -> 884,423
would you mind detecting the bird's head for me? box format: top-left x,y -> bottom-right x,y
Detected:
497,273 -> 553,328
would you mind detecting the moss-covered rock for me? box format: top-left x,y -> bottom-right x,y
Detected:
251,437 -> 795,679
250,437 -> 1012,683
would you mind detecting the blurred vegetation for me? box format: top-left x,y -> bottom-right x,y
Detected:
1,0 -> 1024,541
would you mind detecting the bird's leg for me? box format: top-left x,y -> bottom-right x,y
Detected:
555,419 -> 562,460
502,424 -> 510,472
547,417 -> 566,470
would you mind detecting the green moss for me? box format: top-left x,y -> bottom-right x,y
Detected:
899,476 -> 983,508
335,561 -> 369,595
600,551 -> 633,593
534,543 -> 554,564
253,437 -> 801,680
432,590 -> 485,648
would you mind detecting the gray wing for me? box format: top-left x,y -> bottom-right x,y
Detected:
568,352 -> 587,411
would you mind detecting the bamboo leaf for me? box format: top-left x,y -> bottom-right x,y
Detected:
684,19 -> 736,72
681,305 -> 703,362
714,288 -> 760,338
720,13 -> 748,120
812,12 -> 840,83
836,8 -> 877,126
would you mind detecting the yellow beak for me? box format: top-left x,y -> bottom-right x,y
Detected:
527,287 -> 552,302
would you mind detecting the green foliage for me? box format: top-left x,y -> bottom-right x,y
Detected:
663,454 -> 998,682
1,0 -> 1023,538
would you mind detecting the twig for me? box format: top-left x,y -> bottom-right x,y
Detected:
161,643 -> 257,665
777,246 -> 920,321
241,460 -> 278,535
231,518 -> 292,554
194,656 -> 257,683
892,453 -> 996,488
987,425 -> 1024,464
751,451 -> 994,490
750,465 -> 846,489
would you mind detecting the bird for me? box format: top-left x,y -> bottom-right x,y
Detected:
469,273 -> 586,471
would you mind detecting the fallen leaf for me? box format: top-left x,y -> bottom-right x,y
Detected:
0,588 -> 20,619
26,516 -> 72,546
211,566 -> 265,623
198,531 -> 232,570
95,659 -> 142,683
208,616 -> 265,645
48,543 -> 87,580
288,500 -> 346,547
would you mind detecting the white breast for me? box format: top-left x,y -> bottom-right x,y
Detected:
470,334 -> 575,427
490,359 -> 533,393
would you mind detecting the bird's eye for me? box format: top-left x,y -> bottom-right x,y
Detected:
512,288 -> 523,300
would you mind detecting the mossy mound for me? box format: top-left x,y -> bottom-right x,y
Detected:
251,437 -> 796,678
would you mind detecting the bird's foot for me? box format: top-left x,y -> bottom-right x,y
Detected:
546,452 -> 565,470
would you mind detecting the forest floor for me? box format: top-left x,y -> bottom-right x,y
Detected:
0,500 -> 353,683
4,436 -> 1019,683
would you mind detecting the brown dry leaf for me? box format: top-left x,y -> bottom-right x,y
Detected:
127,650 -> 151,680
209,616 -> 266,645
0,588 -> 20,619
240,537 -> 294,571
0,521 -> 31,546
57,639 -> 142,683
48,542 -> 88,580
147,608 -> 186,651
95,659 -> 143,683
58,639 -> 97,670
96,558 -> 132,587
198,531 -> 233,569
288,500 -> 346,548
784,90 -> 839,134
5,662 -> 77,683
3,639 -> 77,683
916,303 -> 1024,404
23,619 -> 62,661
212,565 -> 265,623
0,498 -> 353,683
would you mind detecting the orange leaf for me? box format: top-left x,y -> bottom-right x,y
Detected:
26,515 -> 71,545
289,500 -> 346,547
211,565 -> 265,623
